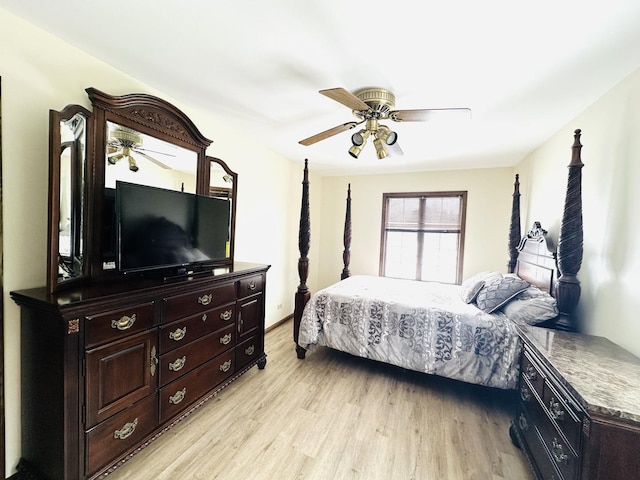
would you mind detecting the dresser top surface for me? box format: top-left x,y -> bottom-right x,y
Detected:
518,324 -> 640,424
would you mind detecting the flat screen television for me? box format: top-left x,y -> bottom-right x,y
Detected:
116,181 -> 231,275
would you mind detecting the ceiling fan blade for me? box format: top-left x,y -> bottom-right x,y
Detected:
135,146 -> 176,157
320,88 -> 371,112
132,150 -> 172,169
390,108 -> 471,122
299,122 -> 359,146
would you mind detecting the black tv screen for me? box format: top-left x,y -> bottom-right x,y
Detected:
116,181 -> 231,273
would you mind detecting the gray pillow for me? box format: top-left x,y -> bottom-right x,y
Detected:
501,286 -> 559,325
476,275 -> 529,313
460,271 -> 502,304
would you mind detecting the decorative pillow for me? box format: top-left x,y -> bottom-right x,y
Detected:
501,286 -> 559,325
475,275 -> 529,313
460,271 -> 503,303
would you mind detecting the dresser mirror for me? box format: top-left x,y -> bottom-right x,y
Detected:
104,120 -> 198,193
47,104 -> 92,293
208,156 -> 238,264
46,88 -> 237,291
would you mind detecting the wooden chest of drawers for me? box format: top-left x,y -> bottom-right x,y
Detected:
511,325 -> 640,480
12,262 -> 269,480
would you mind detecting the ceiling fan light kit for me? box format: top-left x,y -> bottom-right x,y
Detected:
299,86 -> 470,160
107,123 -> 175,172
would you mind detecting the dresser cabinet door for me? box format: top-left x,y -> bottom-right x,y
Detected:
85,330 -> 158,428
237,295 -> 262,342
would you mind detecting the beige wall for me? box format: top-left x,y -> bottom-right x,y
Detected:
3,3 -> 640,477
315,168 -> 516,289
0,8 -> 304,475
517,64 -> 640,358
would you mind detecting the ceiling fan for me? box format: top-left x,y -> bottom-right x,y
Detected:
299,87 -> 471,159
107,124 -> 174,172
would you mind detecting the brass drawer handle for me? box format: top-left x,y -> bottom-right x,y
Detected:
520,385 -> 531,403
169,388 -> 186,405
549,397 -> 565,421
525,365 -> 537,381
220,310 -> 233,321
150,346 -> 158,377
220,333 -> 232,345
168,356 -> 186,372
518,413 -> 529,432
245,345 -> 255,356
114,418 -> 138,440
220,360 -> 232,372
198,294 -> 212,306
247,281 -> 256,291
169,327 -> 186,341
552,438 -> 568,463
111,314 -> 136,331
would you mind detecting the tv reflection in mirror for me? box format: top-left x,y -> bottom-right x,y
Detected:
116,181 -> 231,277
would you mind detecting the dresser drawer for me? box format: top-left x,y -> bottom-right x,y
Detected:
159,324 -> 235,386
534,397 -> 580,480
516,406 -> 563,480
85,301 -> 156,348
163,282 -> 235,322
238,274 -> 263,298
85,394 -> 158,477
542,380 -> 583,454
521,351 -> 546,399
159,303 -> 235,354
236,334 -> 263,370
159,350 -> 235,424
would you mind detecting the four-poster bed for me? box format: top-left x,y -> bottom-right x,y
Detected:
293,129 -> 585,387
290,128 -> 640,480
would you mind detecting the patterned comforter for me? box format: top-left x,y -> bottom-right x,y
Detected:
298,275 -> 521,389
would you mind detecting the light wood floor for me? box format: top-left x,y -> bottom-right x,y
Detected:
106,319 -> 532,480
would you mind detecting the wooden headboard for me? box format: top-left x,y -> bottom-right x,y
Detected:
514,222 -> 557,296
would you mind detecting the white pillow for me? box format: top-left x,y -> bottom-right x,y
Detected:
460,271 -> 503,304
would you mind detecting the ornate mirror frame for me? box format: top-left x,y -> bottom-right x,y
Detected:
46,88 -> 237,291
208,156 -> 238,265
47,104 -> 92,293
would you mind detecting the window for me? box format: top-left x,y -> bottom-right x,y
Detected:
380,192 -> 467,283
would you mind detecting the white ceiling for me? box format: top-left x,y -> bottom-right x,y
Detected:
3,0 -> 640,175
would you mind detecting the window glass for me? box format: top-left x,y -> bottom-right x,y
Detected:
381,192 -> 466,283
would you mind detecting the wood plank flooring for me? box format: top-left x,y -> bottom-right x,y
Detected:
106,319 -> 532,479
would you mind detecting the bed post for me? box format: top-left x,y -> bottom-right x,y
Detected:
293,159 -> 310,359
507,174 -> 521,273
554,129 -> 584,331
341,183 -> 352,280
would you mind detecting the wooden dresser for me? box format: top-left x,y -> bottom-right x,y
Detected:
511,324 -> 640,480
11,262 -> 269,480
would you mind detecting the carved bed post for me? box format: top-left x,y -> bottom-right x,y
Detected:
293,159 -> 310,359
507,174 -> 521,273
341,183 -> 352,280
554,129 -> 584,331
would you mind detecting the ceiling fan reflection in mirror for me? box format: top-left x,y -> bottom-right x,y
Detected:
107,123 -> 175,172
299,87 -> 471,159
